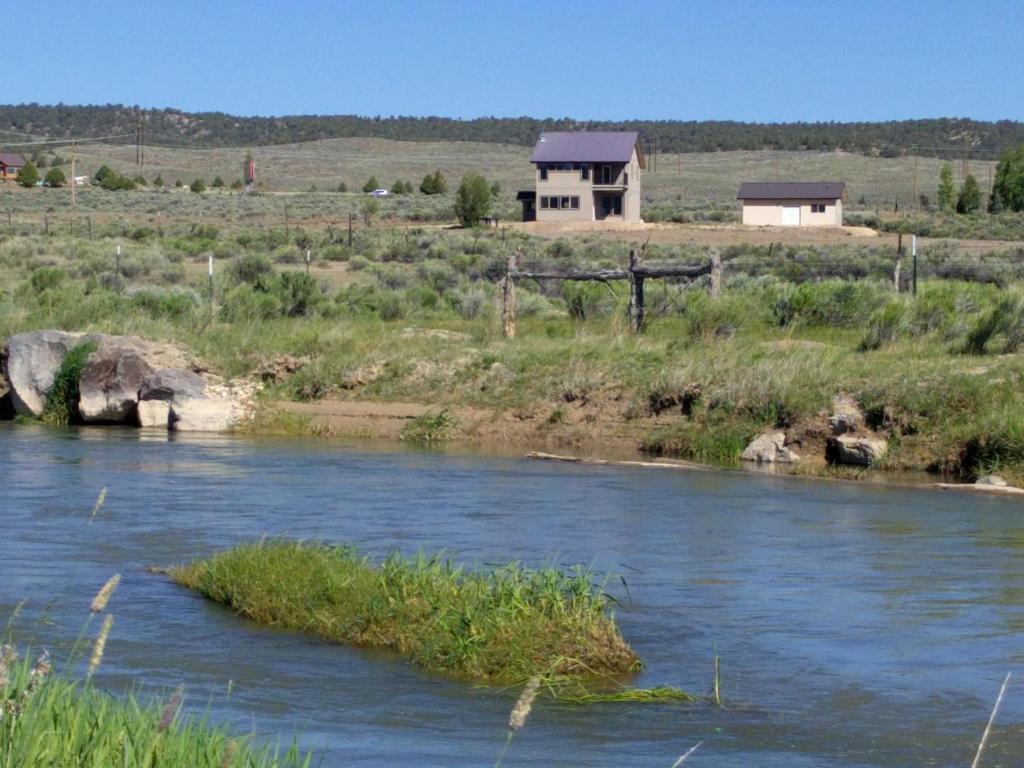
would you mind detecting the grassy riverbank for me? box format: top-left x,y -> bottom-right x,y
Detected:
5,228 -> 1024,482
0,645 -> 308,768
170,540 -> 640,684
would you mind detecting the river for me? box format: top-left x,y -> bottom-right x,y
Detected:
1,422 -> 1021,767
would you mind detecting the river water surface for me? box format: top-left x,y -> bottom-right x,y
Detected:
1,423 -> 1022,767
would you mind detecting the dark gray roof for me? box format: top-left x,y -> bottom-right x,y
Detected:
516,190 -> 535,201
0,152 -> 25,166
530,131 -> 641,164
737,182 -> 845,200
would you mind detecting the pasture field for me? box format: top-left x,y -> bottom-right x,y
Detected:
0,138 -> 988,227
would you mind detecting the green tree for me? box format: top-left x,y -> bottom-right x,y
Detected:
403,181 -> 414,194
991,144 -> 1024,212
454,173 -> 492,227
419,173 -> 436,194
212,176 -> 225,188
16,161 -> 38,188
362,176 -> 380,193
391,179 -> 406,195
337,181 -> 348,193
190,178 -> 206,193
44,167 -> 65,187
937,163 -> 956,212
431,170 -> 448,194
153,174 -> 164,187
956,174 -> 981,214
490,181 -> 501,197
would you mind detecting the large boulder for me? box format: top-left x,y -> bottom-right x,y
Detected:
169,396 -> 241,432
741,431 -> 800,464
78,336 -> 193,423
139,369 -> 206,402
827,435 -> 888,466
2,330 -> 84,416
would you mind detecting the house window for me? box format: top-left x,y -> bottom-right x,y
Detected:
570,196 -> 580,209
581,164 -> 589,180
550,196 -> 560,209
811,203 -> 826,213
561,196 -> 570,209
539,166 -> 548,181
539,196 -> 549,209
600,165 -> 612,184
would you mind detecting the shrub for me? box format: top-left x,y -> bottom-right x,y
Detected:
220,283 -> 282,322
858,299 -> 911,350
274,271 -> 321,317
562,281 -> 608,321
362,176 -> 380,193
211,176 -> 224,188
30,266 -> 66,293
454,173 -> 492,227
190,178 -> 206,193
16,161 -> 38,188
44,167 -> 65,187
228,253 -> 274,286
336,181 -> 348,193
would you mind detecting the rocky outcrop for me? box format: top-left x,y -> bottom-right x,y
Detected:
78,337 -> 193,423
741,431 -> 800,464
1,330 -> 255,432
828,395 -> 864,436
3,330 -> 85,416
827,435 -> 888,466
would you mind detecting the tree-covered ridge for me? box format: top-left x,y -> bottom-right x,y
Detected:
1,103 -> 1024,156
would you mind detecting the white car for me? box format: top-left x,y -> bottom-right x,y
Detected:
370,188 -> 389,197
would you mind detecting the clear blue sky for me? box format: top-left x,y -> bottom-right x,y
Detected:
6,0 -> 1023,122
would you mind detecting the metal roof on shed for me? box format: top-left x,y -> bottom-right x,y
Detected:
0,152 -> 25,166
737,182 -> 845,200
530,132 -> 641,164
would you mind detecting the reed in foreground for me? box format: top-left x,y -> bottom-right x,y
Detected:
169,540 -> 641,684
0,645 -> 310,768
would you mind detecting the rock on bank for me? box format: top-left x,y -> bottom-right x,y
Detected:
0,330 -> 256,432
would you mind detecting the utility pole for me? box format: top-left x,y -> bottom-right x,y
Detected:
70,141 -> 77,211
912,153 -> 918,210
911,235 -> 918,296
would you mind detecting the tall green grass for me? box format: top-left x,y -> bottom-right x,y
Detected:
40,340 -> 96,425
170,540 -> 641,685
0,644 -> 309,768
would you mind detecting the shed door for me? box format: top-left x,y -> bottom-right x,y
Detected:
782,206 -> 800,226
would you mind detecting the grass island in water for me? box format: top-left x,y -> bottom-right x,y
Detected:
169,540 -> 645,687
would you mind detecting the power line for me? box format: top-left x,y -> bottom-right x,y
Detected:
0,132 -> 136,148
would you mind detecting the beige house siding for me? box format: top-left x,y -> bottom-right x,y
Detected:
535,147 -> 642,223
741,198 -> 843,226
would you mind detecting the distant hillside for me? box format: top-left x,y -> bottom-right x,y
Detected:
2,104 -> 1023,156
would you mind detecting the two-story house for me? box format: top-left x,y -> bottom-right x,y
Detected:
521,132 -> 644,223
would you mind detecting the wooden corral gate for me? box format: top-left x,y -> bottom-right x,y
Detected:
498,246 -> 722,338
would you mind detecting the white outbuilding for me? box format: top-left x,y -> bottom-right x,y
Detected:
737,182 -> 846,227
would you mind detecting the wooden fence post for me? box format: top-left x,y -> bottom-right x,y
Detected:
893,257 -> 902,293
709,251 -> 722,299
628,248 -> 645,333
502,250 -> 518,339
